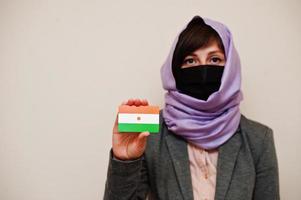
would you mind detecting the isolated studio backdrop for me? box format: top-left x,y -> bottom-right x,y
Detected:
0,0 -> 300,200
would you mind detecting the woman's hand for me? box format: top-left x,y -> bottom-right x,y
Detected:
112,98 -> 150,161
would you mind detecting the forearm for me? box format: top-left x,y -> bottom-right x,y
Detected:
103,148 -> 149,200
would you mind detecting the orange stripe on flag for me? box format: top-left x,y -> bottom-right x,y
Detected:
118,105 -> 160,114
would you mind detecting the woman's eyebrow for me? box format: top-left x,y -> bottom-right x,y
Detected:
186,53 -> 198,57
186,50 -> 224,57
208,50 -> 224,55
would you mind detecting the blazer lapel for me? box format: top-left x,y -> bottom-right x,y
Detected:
164,121 -> 242,200
160,110 -> 245,200
214,125 -> 242,200
165,133 -> 194,200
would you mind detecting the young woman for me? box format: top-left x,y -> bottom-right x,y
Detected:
104,16 -> 280,200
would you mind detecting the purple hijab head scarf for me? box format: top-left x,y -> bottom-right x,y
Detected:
160,16 -> 244,150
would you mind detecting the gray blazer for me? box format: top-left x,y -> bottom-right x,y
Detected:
104,110 -> 280,200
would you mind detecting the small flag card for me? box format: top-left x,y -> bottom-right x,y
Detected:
118,105 -> 160,133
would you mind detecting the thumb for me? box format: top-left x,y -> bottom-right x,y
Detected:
137,131 -> 150,145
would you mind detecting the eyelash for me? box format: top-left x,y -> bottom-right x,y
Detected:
183,58 -> 195,64
211,57 -> 222,63
183,57 -> 222,64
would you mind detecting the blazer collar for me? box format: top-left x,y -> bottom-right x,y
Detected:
164,114 -> 243,200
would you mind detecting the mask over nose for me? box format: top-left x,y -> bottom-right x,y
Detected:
174,64 -> 224,101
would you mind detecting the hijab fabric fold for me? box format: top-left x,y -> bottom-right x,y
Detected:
160,16 -> 243,150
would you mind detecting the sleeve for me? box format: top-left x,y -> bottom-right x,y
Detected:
112,153 -> 142,163
253,127 -> 280,200
103,148 -> 150,200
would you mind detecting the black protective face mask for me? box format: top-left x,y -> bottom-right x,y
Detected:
175,64 -> 224,101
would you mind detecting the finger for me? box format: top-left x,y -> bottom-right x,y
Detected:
141,99 -> 149,106
134,98 -> 142,106
113,114 -> 118,125
113,115 -> 119,134
136,132 -> 150,147
128,98 -> 134,106
138,131 -> 150,140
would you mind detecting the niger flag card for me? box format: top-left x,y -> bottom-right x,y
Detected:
118,105 -> 160,133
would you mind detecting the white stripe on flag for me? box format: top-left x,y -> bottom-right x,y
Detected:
118,113 -> 159,124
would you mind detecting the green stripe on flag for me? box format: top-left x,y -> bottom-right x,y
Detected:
118,123 -> 159,133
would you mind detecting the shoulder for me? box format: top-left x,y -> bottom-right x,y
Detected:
239,113 -> 275,163
239,113 -> 274,142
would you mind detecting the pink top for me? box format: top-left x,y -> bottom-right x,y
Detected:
187,142 -> 219,200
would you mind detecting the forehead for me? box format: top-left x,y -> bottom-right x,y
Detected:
189,41 -> 224,56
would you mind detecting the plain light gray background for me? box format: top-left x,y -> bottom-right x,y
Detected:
1,0 -> 300,199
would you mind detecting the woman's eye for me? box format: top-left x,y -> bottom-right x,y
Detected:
210,57 -> 222,64
183,58 -> 195,65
